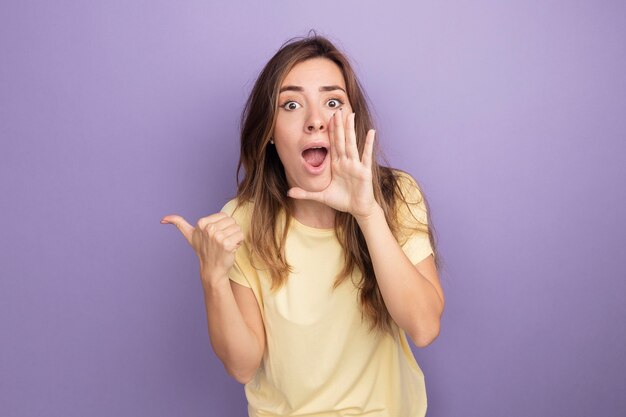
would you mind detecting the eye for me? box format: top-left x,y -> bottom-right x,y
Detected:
280,101 -> 301,111
327,98 -> 344,109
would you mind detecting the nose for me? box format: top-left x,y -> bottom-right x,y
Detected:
307,122 -> 324,132
305,106 -> 325,133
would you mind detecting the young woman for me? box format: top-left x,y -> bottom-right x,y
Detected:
161,34 -> 445,417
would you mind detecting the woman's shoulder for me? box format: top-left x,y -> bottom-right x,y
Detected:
387,168 -> 424,200
386,168 -> 429,227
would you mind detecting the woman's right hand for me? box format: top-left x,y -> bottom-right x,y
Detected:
160,212 -> 244,287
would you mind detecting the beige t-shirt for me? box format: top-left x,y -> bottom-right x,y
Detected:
221,171 -> 434,417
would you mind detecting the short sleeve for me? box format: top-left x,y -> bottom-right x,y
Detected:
229,258 -> 252,288
395,172 -> 434,265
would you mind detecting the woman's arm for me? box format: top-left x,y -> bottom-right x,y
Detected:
355,206 -> 445,347
202,278 -> 265,383
287,111 -> 444,347
161,213 -> 265,383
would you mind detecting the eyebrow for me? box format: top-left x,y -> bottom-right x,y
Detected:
279,85 -> 346,94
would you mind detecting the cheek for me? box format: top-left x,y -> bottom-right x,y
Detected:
274,113 -> 300,133
274,143 -> 298,168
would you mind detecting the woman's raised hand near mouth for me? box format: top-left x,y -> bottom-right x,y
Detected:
287,109 -> 379,221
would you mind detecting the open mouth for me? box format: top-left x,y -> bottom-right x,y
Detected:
302,146 -> 328,168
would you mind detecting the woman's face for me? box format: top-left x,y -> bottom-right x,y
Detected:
272,57 -> 353,193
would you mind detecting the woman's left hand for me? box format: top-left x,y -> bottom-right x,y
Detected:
287,109 -> 379,220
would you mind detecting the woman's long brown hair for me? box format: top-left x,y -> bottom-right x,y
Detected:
236,32 -> 439,333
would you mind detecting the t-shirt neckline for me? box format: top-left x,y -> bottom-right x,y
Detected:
290,216 -> 336,236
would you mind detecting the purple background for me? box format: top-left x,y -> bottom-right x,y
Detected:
1,1 -> 625,416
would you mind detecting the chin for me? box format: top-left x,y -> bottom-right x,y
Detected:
293,175 -> 330,193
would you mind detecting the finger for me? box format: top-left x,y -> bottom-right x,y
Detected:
211,224 -> 244,251
205,216 -> 237,232
287,187 -> 324,204
345,112 -> 358,160
361,129 -> 376,169
211,223 -> 241,239
160,214 -> 194,245
334,108 -> 346,158
223,230 -> 245,252
197,212 -> 228,230
328,111 -> 338,161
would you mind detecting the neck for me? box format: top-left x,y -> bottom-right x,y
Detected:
291,199 -> 335,229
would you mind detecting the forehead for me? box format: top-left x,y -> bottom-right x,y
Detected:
280,57 -> 346,89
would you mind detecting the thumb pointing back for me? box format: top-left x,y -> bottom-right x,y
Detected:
160,215 -> 194,245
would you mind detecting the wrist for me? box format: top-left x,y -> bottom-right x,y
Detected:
353,203 -> 384,228
200,269 -> 231,293
202,279 -> 231,299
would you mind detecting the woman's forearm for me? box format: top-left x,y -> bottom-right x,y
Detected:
202,277 -> 263,383
355,205 -> 444,347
